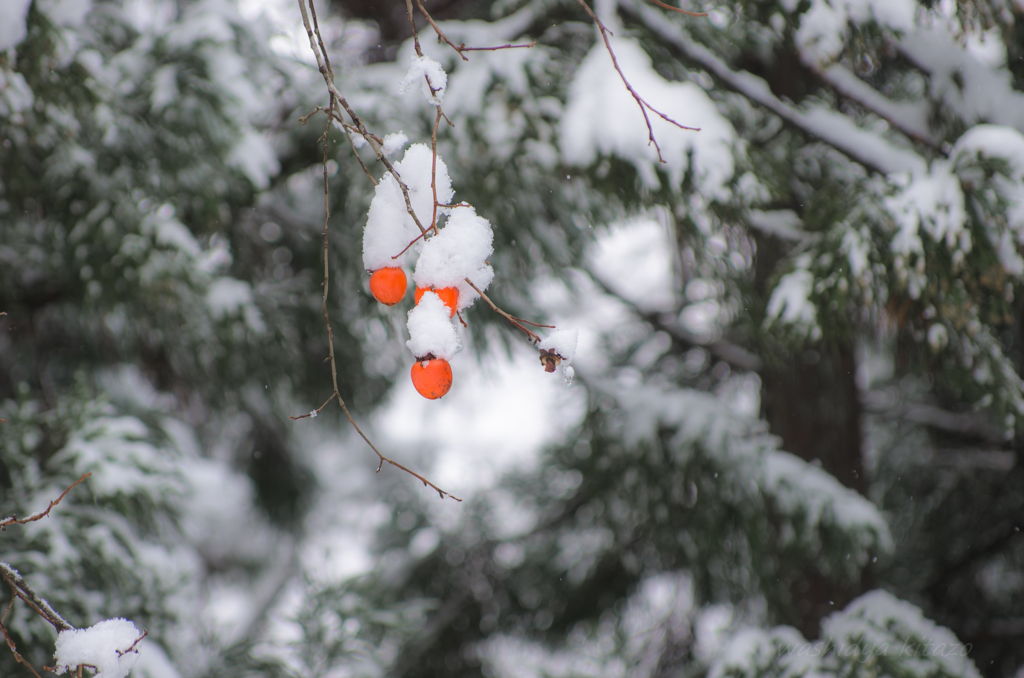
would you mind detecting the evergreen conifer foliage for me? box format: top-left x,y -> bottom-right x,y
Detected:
292,0 -> 1022,675
0,0 -> 330,675
1,0 -> 1023,675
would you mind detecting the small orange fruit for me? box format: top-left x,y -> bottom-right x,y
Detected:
369,267 -> 407,306
411,357 -> 453,399
414,286 -> 459,317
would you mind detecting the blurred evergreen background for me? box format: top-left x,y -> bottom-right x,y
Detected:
1,0 -> 1023,676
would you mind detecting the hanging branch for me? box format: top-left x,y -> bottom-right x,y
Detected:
296,0 -> 429,236
465,280 -> 555,344
291,83 -> 461,502
574,0 -> 701,164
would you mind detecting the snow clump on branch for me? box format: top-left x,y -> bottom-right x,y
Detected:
398,55 -> 448,106
362,143 -> 453,270
414,204 -> 495,311
53,618 -> 143,678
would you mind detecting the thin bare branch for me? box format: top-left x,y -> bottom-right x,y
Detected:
574,0 -> 700,163
430,108 -> 443,232
289,392 -> 338,421
116,629 -> 148,657
296,0 -> 428,235
643,0 -> 706,17
405,0 -> 423,57
460,42 -> 537,52
415,0 -> 469,61
0,620 -> 44,678
0,562 -> 75,632
0,473 -> 91,530
465,280 -> 548,344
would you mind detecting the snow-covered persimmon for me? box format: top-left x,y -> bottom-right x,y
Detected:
369,267 -> 407,306
411,357 -> 452,399
414,286 -> 458,317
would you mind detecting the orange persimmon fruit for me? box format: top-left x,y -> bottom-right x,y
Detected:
411,357 -> 453,399
414,286 -> 458,317
369,267 -> 407,306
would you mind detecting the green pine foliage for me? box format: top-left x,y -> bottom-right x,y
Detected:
2,0 -> 1023,676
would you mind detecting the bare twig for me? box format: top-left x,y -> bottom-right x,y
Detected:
415,0 -> 469,60
392,229 -> 431,260
0,620 -> 44,678
0,562 -> 75,632
460,42 -> 537,52
465,279 -> 554,344
296,0 -> 429,236
405,0 -> 423,58
430,108 -> 443,232
0,473 -> 87,672
288,392 -> 337,421
116,629 -> 147,657
574,0 -> 700,163
643,0 -> 706,17
406,0 -> 537,61
0,473 -> 92,530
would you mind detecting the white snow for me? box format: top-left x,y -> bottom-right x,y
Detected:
635,7 -> 925,175
765,259 -> 822,340
823,590 -> 982,678
150,65 -> 179,112
0,70 -> 34,118
901,27 -> 1024,135
206,277 -> 267,333
560,36 -> 735,194
886,163 -> 967,253
381,131 -> 408,157
0,0 -> 32,51
406,291 -> 462,360
227,129 -> 279,190
36,0 -> 93,28
796,0 -> 915,64
589,218 -> 676,312
539,329 -> 578,363
54,618 -> 144,678
398,55 -> 448,106
362,144 -> 453,270
413,204 -> 494,310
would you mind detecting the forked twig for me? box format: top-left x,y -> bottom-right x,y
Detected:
407,0 -> 537,61
0,473 -> 92,529
415,0 -> 468,60
574,0 -> 700,163
464,279 -> 555,344
116,629 -> 148,657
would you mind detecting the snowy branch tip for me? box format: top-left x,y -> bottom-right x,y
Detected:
399,55 -> 448,106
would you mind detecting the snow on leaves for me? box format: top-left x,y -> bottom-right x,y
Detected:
709,590 -> 981,678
